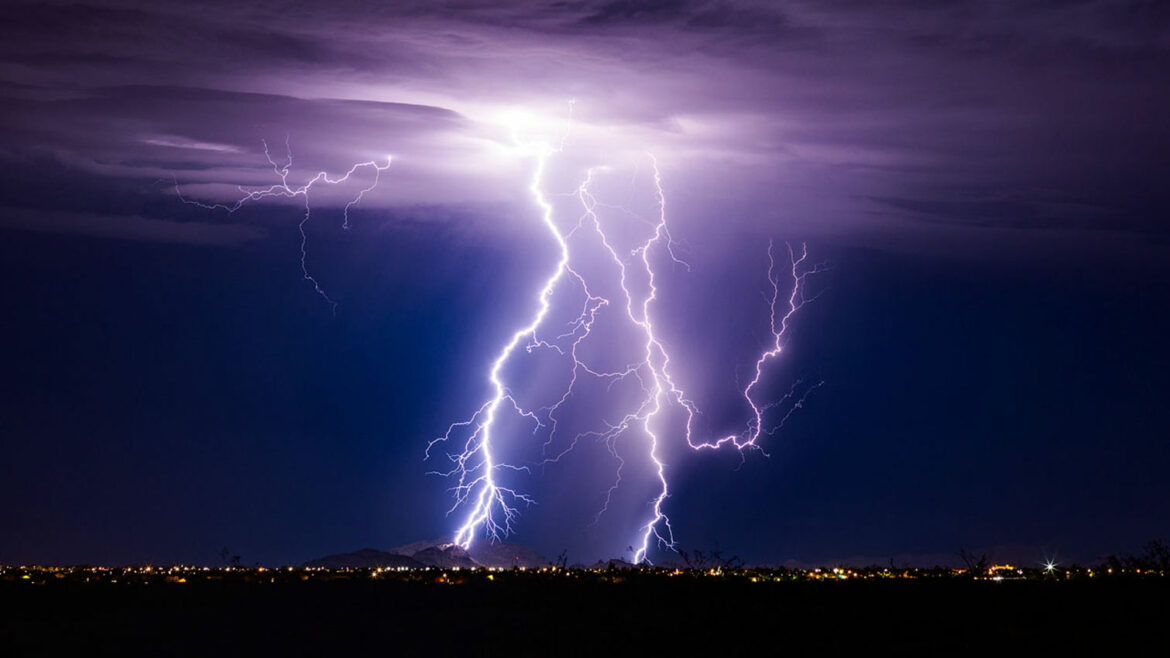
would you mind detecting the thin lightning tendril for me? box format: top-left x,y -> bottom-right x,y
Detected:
688,241 -> 830,455
178,111 -> 825,564
175,137 -> 392,311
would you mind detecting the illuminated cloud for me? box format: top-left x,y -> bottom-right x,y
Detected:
0,0 -> 1163,248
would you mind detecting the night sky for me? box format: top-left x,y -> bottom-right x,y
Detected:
2,1 -> 1168,567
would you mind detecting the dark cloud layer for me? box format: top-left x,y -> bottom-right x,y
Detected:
0,0 -> 1166,251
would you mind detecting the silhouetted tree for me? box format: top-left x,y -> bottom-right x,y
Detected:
219,546 -> 242,567
679,547 -> 742,570
1139,540 -> 1170,571
958,548 -> 987,576
1106,539 -> 1169,573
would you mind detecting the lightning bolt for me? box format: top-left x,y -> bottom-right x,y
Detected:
687,241 -> 829,454
561,158 -> 828,563
429,121 -> 826,563
174,137 -> 392,310
176,109 -> 826,565
425,113 -> 586,548
565,157 -> 685,564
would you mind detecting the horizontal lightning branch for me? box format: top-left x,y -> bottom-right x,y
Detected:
175,138 -> 391,311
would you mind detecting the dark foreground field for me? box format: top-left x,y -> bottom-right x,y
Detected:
2,573 -> 1166,656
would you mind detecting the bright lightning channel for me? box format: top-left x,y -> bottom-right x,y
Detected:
425,114 -> 584,548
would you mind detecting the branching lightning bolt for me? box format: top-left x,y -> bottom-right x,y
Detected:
687,241 -> 830,455
427,114 -> 827,562
562,157 -> 686,564
176,109 -> 826,566
175,137 -> 392,310
570,159 -> 825,563
424,116 -> 586,548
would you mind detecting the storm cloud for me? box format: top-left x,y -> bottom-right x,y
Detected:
0,0 -> 1165,253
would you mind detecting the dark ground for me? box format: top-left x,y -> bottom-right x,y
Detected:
1,576 -> 1166,656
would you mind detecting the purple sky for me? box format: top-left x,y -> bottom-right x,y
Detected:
2,1 -> 1168,566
